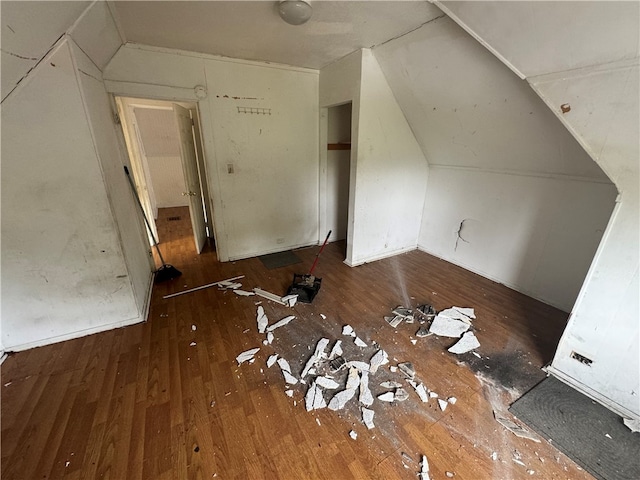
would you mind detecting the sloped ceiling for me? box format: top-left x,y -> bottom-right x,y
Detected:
111,1 -> 443,69
439,0 -> 639,79
1,1 -> 92,99
373,15 -> 611,179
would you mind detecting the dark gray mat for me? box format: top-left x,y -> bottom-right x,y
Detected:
509,376 -> 640,480
258,250 -> 302,270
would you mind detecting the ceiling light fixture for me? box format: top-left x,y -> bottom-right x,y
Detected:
278,0 -> 312,25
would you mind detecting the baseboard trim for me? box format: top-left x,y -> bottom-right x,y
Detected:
346,245 -> 418,267
3,316 -> 145,353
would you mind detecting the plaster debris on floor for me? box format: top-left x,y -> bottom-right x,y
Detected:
419,454 -> 431,480
236,347 -> 260,365
223,290 -> 494,476
494,411 -> 541,442
448,331 -> 480,354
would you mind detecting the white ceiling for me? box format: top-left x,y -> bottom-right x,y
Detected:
112,1 -> 444,69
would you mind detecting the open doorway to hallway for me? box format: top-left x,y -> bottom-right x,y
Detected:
115,96 -> 214,255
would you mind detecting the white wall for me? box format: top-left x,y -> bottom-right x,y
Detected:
133,107 -> 188,209
1,2 -> 151,351
1,1 -> 91,100
349,50 -> 428,265
104,44 -> 320,261
319,49 -> 428,266
1,40 -> 142,350
374,15 -> 616,312
436,1 -> 639,418
532,62 -> 640,418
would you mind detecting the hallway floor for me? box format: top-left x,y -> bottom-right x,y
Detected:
1,210 -> 593,479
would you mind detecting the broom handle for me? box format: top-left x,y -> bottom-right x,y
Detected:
309,230 -> 332,275
124,166 -> 166,266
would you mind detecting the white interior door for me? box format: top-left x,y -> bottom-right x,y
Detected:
174,104 -> 207,253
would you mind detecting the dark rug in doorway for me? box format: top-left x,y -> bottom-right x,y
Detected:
258,250 -> 302,270
509,376 -> 640,480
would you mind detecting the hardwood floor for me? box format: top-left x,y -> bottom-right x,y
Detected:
1,206 -> 593,479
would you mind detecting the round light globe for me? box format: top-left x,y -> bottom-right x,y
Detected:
278,0 -> 312,25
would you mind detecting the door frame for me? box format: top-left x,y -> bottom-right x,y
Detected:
115,95 -> 215,253
319,101 -> 355,264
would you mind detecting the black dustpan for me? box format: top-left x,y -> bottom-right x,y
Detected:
287,230 -> 331,303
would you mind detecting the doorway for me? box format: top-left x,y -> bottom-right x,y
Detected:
115,96 -> 213,254
324,102 -> 352,258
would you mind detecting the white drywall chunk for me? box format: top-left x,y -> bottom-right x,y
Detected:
362,407 -> 375,429
448,397 -> 457,405
345,366 -> 360,389
429,315 -> 470,338
236,347 -> 260,365
267,315 -> 295,332
369,349 -> 389,374
490,452 -> 498,461
395,388 -> 409,402
624,418 -> 640,432
385,315 -> 403,328
305,381 -> 326,411
439,307 -> 471,322
283,370 -> 299,385
329,340 -> 343,359
448,331 -> 481,354
256,306 -> 268,334
349,430 -> 357,440
342,325 -> 356,337
190,342 -> 196,346
328,388 -> 356,411
494,412 -> 541,442
328,367 -> 359,410
419,454 -> 430,480
410,339 -> 417,345
359,371 -> 374,406
281,294 -> 297,307
378,391 -> 395,402
398,362 -> 415,380
233,289 -> 255,296
320,313 -> 327,319
429,392 -> 438,399
266,332 -> 274,344
453,306 -> 475,319
277,357 -> 292,373
301,338 -> 330,378
438,399 -> 448,411
316,376 -> 340,390
412,382 -> 429,403
346,361 -> 370,372
285,389 -> 294,397
354,336 -> 367,348
381,381 -> 403,389
191,325 -> 197,331
267,354 -> 279,368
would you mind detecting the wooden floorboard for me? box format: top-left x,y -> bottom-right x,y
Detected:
1,206 -> 593,479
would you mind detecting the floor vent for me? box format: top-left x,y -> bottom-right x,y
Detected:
167,216 -> 181,221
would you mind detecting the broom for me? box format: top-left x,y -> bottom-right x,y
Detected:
124,166 -> 182,283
